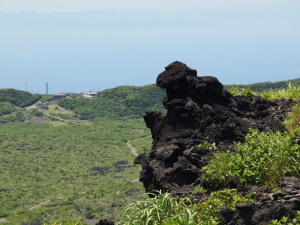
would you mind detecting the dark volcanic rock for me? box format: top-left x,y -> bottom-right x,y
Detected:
220,177 -> 300,225
135,61 -> 293,194
96,219 -> 115,225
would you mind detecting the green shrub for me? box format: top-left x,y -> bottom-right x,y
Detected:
15,111 -> 25,122
28,109 -> 44,117
0,114 -> 16,123
0,102 -> 15,115
203,129 -> 300,188
228,87 -> 256,99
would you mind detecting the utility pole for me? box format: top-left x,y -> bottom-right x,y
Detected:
46,82 -> 48,95
25,82 -> 27,92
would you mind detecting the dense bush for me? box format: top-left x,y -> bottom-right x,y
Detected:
28,109 -> 44,117
203,129 -> 300,188
0,111 -> 25,123
0,88 -> 41,107
0,102 -> 15,115
228,86 -> 256,99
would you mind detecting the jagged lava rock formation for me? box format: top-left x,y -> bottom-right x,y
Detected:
134,61 -> 293,194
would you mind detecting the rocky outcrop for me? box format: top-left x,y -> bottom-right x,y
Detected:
220,177 -> 300,225
134,61 -> 293,194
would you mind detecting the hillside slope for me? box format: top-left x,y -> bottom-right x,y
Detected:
225,78 -> 300,92
0,88 -> 41,107
58,84 -> 166,120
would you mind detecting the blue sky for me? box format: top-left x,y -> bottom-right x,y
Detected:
0,0 -> 300,94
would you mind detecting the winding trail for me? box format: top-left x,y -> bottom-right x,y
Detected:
126,141 -> 138,157
127,140 -> 140,182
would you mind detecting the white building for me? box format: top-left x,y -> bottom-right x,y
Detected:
82,90 -> 98,99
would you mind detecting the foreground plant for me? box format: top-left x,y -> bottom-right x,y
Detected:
203,129 -> 300,188
119,191 -> 192,225
119,189 -> 255,225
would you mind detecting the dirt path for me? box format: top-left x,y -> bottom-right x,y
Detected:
126,141 -> 138,157
127,141 -> 140,182
130,178 -> 140,183
29,200 -> 51,210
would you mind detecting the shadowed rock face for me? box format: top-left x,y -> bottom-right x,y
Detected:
134,61 -> 293,194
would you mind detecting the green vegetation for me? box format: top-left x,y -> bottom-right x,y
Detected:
28,109 -> 44,117
225,78 -> 300,92
0,111 -> 25,123
227,86 -> 256,99
119,189 -> 255,225
0,119 -> 150,224
0,88 -> 41,107
39,95 -> 54,103
203,129 -> 300,188
227,83 -> 300,101
2,79 -> 300,224
284,104 -> 300,130
58,84 -> 166,120
129,136 -> 152,154
260,86 -> 300,100
0,102 -> 15,115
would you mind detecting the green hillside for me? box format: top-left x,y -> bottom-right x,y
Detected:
225,77 -> 300,92
58,84 -> 166,120
0,88 -> 41,107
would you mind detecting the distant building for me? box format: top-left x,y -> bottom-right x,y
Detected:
82,90 -> 98,99
52,93 -> 68,101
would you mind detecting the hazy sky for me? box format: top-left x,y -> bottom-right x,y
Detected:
1,0 -> 299,12
1,0 -> 300,93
